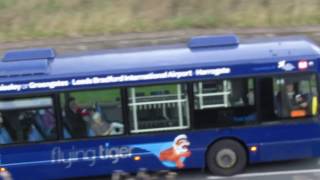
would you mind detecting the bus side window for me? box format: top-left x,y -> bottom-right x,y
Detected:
128,84 -> 190,133
60,88 -> 124,139
193,78 -> 256,129
0,97 -> 57,144
273,74 -> 318,119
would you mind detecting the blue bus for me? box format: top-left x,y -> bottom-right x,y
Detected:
0,34 -> 320,179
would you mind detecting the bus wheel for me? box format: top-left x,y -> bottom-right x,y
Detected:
206,139 -> 247,176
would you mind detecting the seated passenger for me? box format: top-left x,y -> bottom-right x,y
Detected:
38,109 -> 56,138
28,124 -> 43,142
247,89 -> 254,106
284,83 -> 307,110
0,113 -> 12,144
91,112 -> 112,136
294,94 -> 308,108
290,94 -> 309,118
2,111 -> 24,142
90,112 -> 124,136
275,83 -> 307,118
19,111 -> 39,141
65,97 -> 88,138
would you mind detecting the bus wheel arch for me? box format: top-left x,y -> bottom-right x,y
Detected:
205,137 -> 248,176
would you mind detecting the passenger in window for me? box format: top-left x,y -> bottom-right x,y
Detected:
2,111 -> 33,142
286,83 -> 296,104
247,89 -> 255,106
0,113 -> 3,128
289,93 -> 309,118
285,83 -> 309,109
65,97 -> 88,138
91,112 -> 112,136
38,109 -> 56,138
2,111 -> 22,141
284,83 -> 309,118
294,94 -> 308,109
19,111 -> 35,140
0,113 -> 12,144
90,112 -> 124,136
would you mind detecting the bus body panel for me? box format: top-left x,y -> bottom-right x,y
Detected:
2,120 -> 320,179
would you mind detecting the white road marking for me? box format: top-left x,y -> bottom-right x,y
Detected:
207,169 -> 320,179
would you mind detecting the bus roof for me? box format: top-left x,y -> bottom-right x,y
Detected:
52,36 -> 319,76
0,35 -> 320,95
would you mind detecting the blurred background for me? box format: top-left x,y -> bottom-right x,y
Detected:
0,0 -> 320,52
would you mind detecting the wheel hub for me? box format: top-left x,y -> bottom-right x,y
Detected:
216,148 -> 237,169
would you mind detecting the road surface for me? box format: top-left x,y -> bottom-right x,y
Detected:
178,158 -> 320,180
84,158 -> 320,180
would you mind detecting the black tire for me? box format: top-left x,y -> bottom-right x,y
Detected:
206,139 -> 247,176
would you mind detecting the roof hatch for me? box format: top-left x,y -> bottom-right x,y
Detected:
0,48 -> 55,77
3,48 -> 55,62
188,34 -> 239,49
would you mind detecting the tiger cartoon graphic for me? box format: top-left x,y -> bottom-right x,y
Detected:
159,134 -> 191,168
